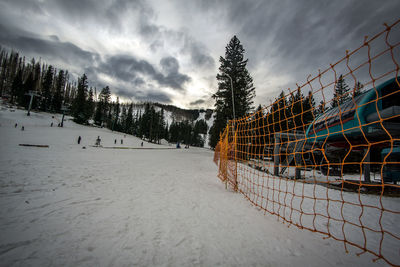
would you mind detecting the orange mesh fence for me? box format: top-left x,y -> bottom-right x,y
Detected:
214,19 -> 400,266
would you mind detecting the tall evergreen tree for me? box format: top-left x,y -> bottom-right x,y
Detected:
86,88 -> 95,120
94,86 -> 111,126
302,91 -> 316,129
72,73 -> 89,123
209,35 -> 256,148
52,70 -> 65,112
316,100 -> 326,117
125,103 -> 133,134
42,65 -> 54,111
112,97 -> 120,131
352,81 -> 363,98
21,71 -> 35,108
11,69 -> 23,104
331,75 -> 350,108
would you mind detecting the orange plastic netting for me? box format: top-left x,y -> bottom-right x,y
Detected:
214,19 -> 400,266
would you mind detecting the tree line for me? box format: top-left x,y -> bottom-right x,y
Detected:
0,47 -> 208,147
0,48 -> 76,112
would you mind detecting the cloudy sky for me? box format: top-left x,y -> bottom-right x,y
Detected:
0,0 -> 399,109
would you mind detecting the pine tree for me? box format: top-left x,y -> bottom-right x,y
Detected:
274,91 -> 288,132
86,88 -> 95,120
21,71 -> 35,108
352,81 -> 363,97
52,70 -> 65,112
209,35 -> 256,148
112,97 -> 120,131
42,65 -> 54,111
331,75 -> 350,108
125,103 -> 133,134
302,91 -> 316,129
316,100 -> 326,116
94,86 -> 111,126
72,73 -> 89,124
288,88 -> 303,131
11,69 -> 23,104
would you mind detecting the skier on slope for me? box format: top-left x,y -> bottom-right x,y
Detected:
95,136 -> 101,146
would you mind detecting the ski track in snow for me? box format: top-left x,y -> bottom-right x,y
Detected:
0,104 -> 396,266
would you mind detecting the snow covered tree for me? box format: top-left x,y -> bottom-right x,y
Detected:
209,35 -> 256,148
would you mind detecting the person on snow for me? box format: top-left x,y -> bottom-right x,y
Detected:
78,136 -> 81,144
95,136 -> 101,146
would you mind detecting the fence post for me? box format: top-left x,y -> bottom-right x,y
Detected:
295,151 -> 301,179
274,133 -> 280,176
234,124 -> 238,191
364,148 -> 371,183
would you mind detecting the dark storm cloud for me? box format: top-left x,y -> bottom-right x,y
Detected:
189,99 -> 206,106
174,30 -> 215,69
113,87 -> 172,104
228,1 -> 398,83
1,0 -> 45,14
92,54 -> 190,91
0,15 -> 189,102
137,91 -> 172,103
185,40 -> 215,69
0,23 -> 99,67
109,87 -> 172,103
160,57 -> 179,73
113,86 -> 172,103
159,56 -> 191,89
187,0 -> 399,98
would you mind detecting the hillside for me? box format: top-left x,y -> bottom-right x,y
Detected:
117,102 -> 214,147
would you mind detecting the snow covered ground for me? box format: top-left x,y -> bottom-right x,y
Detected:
0,103 -> 396,266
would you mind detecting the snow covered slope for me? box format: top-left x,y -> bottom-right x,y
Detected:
0,103 -> 388,266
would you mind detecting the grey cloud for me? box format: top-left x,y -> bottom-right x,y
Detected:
2,0 -> 45,15
94,54 -> 190,91
43,0 -> 152,34
0,20 -> 185,103
178,31 -> 215,69
137,91 -> 172,103
49,35 -> 60,42
160,57 -> 179,74
149,40 -> 164,52
0,23 -> 99,67
139,19 -> 215,69
113,87 -> 172,103
199,0 -> 399,100
187,41 -> 215,68
189,99 -> 205,106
